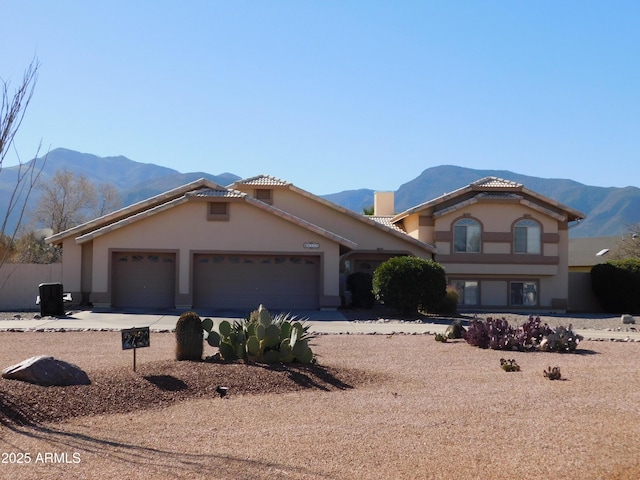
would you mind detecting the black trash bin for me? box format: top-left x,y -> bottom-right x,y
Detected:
39,282 -> 65,317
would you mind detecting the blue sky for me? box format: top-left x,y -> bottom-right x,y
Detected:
3,1 -> 639,194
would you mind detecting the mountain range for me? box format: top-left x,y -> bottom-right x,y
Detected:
0,147 -> 638,239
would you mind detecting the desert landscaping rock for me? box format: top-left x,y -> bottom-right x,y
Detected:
622,314 -> 636,324
2,355 -> 91,386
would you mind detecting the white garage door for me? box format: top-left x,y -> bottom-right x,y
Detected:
112,252 -> 176,309
193,254 -> 320,310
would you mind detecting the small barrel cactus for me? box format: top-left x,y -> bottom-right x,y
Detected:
175,311 -> 204,361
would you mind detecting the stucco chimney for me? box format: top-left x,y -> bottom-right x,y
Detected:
374,191 -> 394,216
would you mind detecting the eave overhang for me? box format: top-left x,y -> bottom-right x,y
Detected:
65,185 -> 357,250
46,177 -> 224,245
392,176 -> 585,224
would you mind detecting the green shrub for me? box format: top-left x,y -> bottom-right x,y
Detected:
372,256 -> 446,315
175,311 -> 204,361
591,258 -> 640,313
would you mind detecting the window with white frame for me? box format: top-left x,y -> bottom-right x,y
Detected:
451,280 -> 478,305
514,219 -> 541,254
453,218 -> 481,253
510,281 -> 537,306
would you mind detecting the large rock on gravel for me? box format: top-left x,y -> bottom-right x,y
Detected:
622,314 -> 636,324
2,355 -> 90,386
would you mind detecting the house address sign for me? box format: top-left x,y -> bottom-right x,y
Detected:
303,242 -> 320,249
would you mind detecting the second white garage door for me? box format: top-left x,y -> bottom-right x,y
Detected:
193,254 -> 320,310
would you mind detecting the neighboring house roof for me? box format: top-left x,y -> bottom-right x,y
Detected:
231,175 -> 436,253
569,236 -> 623,268
392,176 -> 586,224
232,174 -> 291,187
47,178 -> 357,249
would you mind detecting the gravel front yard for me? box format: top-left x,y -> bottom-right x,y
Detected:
0,314 -> 639,480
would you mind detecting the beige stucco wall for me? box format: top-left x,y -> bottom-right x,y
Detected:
481,280 -> 508,306
88,200 -> 342,306
402,214 -> 422,240
61,237 -> 83,296
413,200 -> 570,310
551,225 -> 570,308
433,203 -> 559,238
374,191 -> 395,216
0,263 -> 62,310
264,189 -> 430,256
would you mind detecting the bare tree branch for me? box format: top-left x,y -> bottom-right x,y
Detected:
612,223 -> 640,260
0,58 -> 48,268
0,59 -> 39,168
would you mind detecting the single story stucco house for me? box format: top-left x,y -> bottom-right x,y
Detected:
47,175 -> 585,312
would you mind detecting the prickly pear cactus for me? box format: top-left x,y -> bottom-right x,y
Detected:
205,305 -> 315,364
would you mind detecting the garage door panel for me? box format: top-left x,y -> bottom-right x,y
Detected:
194,254 -> 319,310
112,252 -> 176,309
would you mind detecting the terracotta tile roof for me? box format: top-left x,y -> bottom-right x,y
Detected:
393,175 -> 584,224
188,188 -> 245,198
234,174 -> 290,186
369,216 -> 406,233
472,176 -> 522,189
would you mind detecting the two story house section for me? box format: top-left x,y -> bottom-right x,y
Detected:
391,177 -> 585,311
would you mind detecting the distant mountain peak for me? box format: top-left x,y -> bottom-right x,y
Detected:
0,149 -> 635,238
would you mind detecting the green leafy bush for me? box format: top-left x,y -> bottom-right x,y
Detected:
591,258 -> 640,314
204,305 -> 314,364
372,256 -> 446,315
